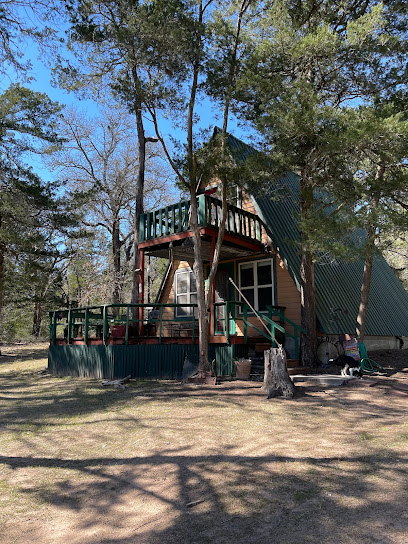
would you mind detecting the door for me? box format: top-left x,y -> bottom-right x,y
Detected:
214,263 -> 235,334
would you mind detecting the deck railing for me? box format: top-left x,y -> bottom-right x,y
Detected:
139,194 -> 262,243
49,303 -> 199,346
50,301 -> 303,357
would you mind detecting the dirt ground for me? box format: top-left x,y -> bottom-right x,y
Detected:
0,343 -> 407,544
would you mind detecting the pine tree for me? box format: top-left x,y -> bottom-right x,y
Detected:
236,1 -> 408,365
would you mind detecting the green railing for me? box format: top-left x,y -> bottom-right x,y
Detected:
50,301 -> 304,357
267,305 -> 306,359
49,303 -> 199,346
213,301 -> 302,357
139,194 -> 262,243
213,301 -> 245,341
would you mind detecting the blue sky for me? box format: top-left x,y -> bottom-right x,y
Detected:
3,29 -> 255,189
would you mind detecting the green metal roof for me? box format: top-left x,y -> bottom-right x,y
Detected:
225,132 -> 408,336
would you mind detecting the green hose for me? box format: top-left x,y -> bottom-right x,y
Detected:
359,342 -> 384,373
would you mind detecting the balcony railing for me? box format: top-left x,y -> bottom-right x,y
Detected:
139,194 -> 262,243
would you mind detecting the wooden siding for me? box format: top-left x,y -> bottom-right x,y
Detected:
158,255 -> 301,338
156,183 -> 301,336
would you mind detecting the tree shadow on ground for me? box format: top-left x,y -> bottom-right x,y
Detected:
1,449 -> 407,544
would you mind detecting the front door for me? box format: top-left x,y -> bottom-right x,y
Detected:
214,263 -> 235,334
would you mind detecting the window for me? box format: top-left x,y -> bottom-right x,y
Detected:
175,269 -> 197,317
211,184 -> 242,208
238,259 -> 275,312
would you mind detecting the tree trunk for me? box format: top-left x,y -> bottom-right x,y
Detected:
0,235 -> 4,331
263,347 -> 295,399
0,212 -> 4,352
32,300 -> 42,337
299,178 -> 317,367
356,170 -> 382,340
356,252 -> 373,341
189,186 -> 210,374
130,66 -> 146,309
112,218 -> 121,305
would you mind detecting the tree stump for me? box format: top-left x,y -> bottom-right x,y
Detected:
263,347 -> 295,399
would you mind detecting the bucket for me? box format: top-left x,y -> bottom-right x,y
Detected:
234,359 -> 252,380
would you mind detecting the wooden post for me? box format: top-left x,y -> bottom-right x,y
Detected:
209,235 -> 216,336
103,305 -> 108,345
263,347 -> 295,399
125,305 -> 129,345
52,311 -> 57,345
84,308 -> 89,346
67,309 -> 72,344
138,248 -> 145,336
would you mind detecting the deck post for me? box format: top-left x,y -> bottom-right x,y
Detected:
84,308 -> 89,345
125,306 -> 129,345
209,235 -> 216,336
67,309 -> 72,344
139,213 -> 145,242
52,311 -> 57,345
138,249 -> 145,336
198,194 -> 206,226
103,306 -> 108,345
243,305 -> 248,344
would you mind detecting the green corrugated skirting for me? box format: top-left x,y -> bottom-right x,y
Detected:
48,343 -> 246,379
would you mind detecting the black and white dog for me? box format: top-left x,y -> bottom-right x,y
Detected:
329,354 -> 363,378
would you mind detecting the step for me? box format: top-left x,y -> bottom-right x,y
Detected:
292,374 -> 355,386
288,367 -> 310,376
286,359 -> 300,368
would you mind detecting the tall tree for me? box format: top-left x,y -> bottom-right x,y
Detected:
236,0 -> 407,365
0,84 -> 66,330
147,0 -> 256,373
335,104 -> 408,340
50,105 -> 174,305
59,0 -> 189,307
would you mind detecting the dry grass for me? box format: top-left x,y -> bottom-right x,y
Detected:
0,343 -> 407,544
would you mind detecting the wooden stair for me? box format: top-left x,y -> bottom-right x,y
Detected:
286,359 -> 310,376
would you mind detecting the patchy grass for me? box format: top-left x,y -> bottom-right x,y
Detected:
0,344 -> 407,544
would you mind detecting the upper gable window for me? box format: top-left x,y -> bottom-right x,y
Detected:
206,184 -> 242,208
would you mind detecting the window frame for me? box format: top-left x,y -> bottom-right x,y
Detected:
174,268 -> 197,318
238,258 -> 276,313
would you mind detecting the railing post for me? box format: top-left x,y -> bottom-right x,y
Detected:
226,302 -> 230,344
243,305 -> 247,344
49,313 -> 53,345
125,305 -> 129,345
67,309 -> 72,344
159,305 -> 163,344
103,306 -> 108,346
183,201 -> 189,230
171,205 -> 175,234
256,219 -> 261,241
146,212 -> 151,240
198,194 -> 206,226
84,308 -> 89,345
139,213 -> 145,242
52,311 -> 57,345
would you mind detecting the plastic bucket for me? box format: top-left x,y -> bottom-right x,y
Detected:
234,359 -> 252,380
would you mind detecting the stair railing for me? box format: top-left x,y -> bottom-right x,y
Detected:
267,306 -> 306,360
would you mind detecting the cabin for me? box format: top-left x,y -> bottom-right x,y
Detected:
48,132 -> 408,379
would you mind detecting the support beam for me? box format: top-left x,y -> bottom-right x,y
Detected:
139,249 -> 145,336
209,235 -> 216,336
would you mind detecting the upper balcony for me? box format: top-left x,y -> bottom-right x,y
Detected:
139,194 -> 266,261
